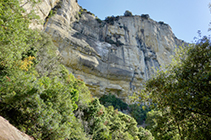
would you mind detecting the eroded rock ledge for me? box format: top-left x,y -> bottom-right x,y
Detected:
24,0 -> 186,102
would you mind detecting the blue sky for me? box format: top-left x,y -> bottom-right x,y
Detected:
78,0 -> 211,43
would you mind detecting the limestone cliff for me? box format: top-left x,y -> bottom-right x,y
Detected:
24,0 -> 186,102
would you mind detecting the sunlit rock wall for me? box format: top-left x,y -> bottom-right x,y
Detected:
25,0 -> 186,102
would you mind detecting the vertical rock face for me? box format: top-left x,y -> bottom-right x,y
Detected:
20,0 -> 79,29
29,0 -> 186,102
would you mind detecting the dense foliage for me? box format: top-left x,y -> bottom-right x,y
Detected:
99,93 -> 128,111
129,104 -> 150,125
0,0 -> 152,139
78,99 -> 154,140
4,0 -> 209,140
0,1 -> 91,139
99,94 -> 151,125
133,37 -> 211,139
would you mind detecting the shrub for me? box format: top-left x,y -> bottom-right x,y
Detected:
99,94 -> 150,125
78,11 -> 82,18
105,16 -> 116,25
141,14 -> 150,19
124,10 -> 133,16
99,93 -> 128,111
78,99 -> 153,140
86,11 -> 95,16
95,17 -> 102,23
129,104 -> 150,125
138,127 -> 154,140
158,21 -> 168,26
48,9 -> 57,18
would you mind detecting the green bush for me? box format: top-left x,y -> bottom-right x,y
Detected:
105,16 -> 116,25
99,94 -> 151,125
86,11 -> 95,16
129,104 -> 150,125
106,106 -> 138,140
95,17 -> 102,23
145,110 -> 180,140
124,10 -> 133,16
78,11 -> 82,18
78,98 -> 153,140
138,127 -> 154,140
99,93 -> 128,111
48,9 -> 57,18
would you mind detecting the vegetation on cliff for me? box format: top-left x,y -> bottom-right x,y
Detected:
0,0 -> 152,139
99,93 -> 151,125
132,36 -> 211,139
1,0 -> 210,140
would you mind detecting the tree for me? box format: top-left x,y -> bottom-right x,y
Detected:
99,93 -> 128,111
0,0 -> 91,139
145,109 -> 180,140
77,98 -> 154,140
129,104 -> 150,125
124,10 -> 133,16
133,36 -> 211,139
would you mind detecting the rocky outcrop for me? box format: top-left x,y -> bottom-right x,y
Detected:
20,0 -> 79,29
25,0 -> 186,102
0,116 -> 33,140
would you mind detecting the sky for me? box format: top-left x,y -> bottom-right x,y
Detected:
78,0 -> 211,43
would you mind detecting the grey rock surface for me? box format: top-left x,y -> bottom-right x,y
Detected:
25,0 -> 187,102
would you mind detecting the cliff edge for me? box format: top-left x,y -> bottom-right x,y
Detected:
23,0 -> 186,102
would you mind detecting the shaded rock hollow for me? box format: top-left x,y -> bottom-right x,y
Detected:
23,0 -> 186,102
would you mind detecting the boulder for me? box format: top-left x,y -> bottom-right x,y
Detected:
0,116 -> 33,140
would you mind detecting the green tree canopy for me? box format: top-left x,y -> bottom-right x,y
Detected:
0,0 -> 91,139
133,36 -> 211,139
